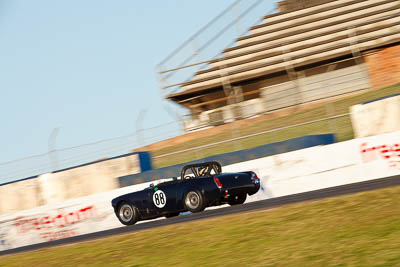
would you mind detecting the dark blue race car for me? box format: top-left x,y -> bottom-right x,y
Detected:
111,161 -> 260,225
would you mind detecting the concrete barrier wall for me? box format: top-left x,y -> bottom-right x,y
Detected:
0,178 -> 43,215
351,94 -> 400,138
1,131 -> 400,251
0,181 -> 154,251
226,130 -> 400,202
0,152 -> 152,215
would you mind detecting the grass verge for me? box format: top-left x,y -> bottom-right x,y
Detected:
153,84 -> 400,168
2,185 -> 400,266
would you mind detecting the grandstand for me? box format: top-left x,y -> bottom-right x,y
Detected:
159,0 -> 400,131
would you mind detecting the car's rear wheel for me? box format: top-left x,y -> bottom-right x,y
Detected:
228,193 -> 247,205
183,190 -> 206,213
117,201 -> 139,225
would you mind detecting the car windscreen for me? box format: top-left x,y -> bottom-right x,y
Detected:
181,162 -> 222,179
182,167 -> 196,179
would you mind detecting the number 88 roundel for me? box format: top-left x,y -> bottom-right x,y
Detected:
153,190 -> 166,208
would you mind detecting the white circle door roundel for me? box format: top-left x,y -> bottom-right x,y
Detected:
153,190 -> 166,208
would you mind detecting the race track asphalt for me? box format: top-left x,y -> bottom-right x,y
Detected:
1,174 -> 400,256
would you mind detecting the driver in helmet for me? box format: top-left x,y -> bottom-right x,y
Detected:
198,166 -> 209,177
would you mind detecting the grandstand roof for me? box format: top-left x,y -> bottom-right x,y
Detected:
168,0 -> 400,102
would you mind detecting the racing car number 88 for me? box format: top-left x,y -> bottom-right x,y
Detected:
153,190 -> 166,208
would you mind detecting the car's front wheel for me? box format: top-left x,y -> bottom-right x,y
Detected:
228,193 -> 247,205
183,190 -> 206,213
117,201 -> 139,225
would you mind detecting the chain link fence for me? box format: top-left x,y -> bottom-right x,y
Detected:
0,120 -> 183,184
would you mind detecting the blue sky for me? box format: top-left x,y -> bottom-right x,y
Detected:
0,0 -> 276,165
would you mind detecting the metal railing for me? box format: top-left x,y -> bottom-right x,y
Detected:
0,104 -> 350,185
181,54 -> 371,131
154,112 -> 349,160
0,120 -> 183,184
156,0 -> 276,96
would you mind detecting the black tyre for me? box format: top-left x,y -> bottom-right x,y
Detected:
183,190 -> 206,213
228,193 -> 247,206
116,201 -> 139,225
165,212 -> 180,218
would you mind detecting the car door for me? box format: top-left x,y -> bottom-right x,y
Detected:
140,188 -> 158,218
150,182 -> 178,215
